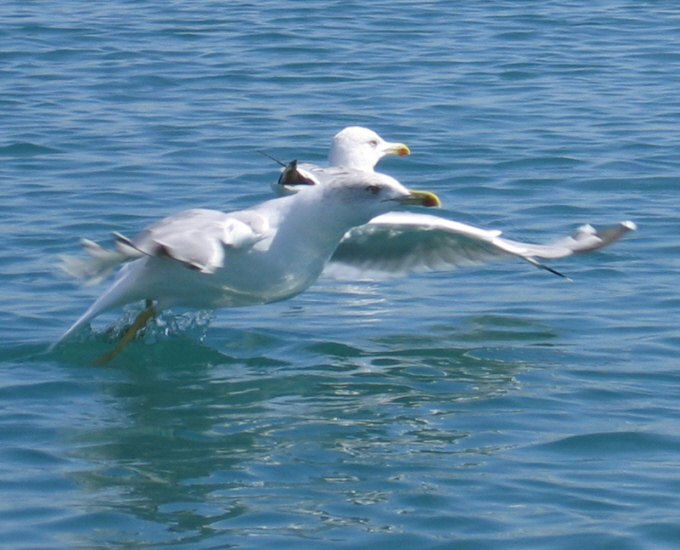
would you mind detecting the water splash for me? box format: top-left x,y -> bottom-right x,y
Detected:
74,306 -> 216,346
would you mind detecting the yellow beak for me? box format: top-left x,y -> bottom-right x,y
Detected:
398,190 -> 441,208
386,142 -> 411,157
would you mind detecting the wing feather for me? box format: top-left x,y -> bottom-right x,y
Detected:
119,209 -> 267,274
326,212 -> 635,277
62,208 -> 269,283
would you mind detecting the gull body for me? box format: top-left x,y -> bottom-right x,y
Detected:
56,170 -> 439,345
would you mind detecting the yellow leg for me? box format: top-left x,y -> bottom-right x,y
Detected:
91,301 -> 156,366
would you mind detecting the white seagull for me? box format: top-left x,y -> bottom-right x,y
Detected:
55,169 -> 440,364
272,129 -> 636,278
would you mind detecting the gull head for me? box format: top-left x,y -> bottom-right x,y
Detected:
328,126 -> 411,171
295,169 -> 440,232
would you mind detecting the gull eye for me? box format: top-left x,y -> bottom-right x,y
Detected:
369,140 -> 379,147
366,185 -> 381,195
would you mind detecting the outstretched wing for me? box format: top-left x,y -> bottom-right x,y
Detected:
326,212 -> 635,277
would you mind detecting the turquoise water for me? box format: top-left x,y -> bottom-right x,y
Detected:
1,1 -> 678,548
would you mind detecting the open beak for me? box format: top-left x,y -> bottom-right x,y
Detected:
385,142 -> 411,157
397,190 -> 441,208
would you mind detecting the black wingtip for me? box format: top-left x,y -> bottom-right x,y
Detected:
257,150 -> 287,167
525,257 -> 572,281
277,160 -> 318,187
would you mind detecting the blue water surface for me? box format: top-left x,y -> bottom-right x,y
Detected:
1,1 -> 679,548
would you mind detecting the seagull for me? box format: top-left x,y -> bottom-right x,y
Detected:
55,169 -> 440,364
269,126 -> 410,194
271,133 -> 636,278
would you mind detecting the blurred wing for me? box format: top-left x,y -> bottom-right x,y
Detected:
326,212 -> 635,277
62,208 -> 269,284
493,220 -> 636,259
118,208 -> 267,274
59,238 -> 134,286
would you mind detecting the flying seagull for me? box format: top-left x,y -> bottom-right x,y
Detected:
55,169 -> 440,364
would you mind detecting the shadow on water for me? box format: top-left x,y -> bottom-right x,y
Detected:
31,310 -> 563,548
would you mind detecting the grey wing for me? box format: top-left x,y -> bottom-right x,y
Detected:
326,212 -> 636,278
119,208 -> 266,274
493,220 -> 636,259
61,208 -> 267,284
